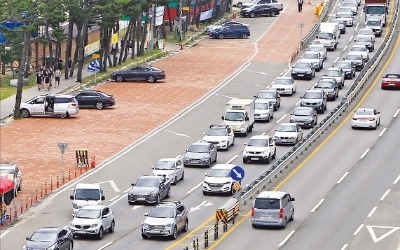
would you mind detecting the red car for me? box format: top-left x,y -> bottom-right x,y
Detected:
381,74 -> 400,90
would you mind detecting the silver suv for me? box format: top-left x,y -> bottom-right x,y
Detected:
141,201 -> 188,240
300,89 -> 327,114
243,133 -> 276,164
0,162 -> 22,197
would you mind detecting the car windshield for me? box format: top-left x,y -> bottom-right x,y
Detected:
154,161 -> 174,170
307,46 -> 322,52
319,33 -> 333,39
277,124 -> 297,132
366,6 -> 385,15
293,109 -> 312,116
208,168 -> 231,177
339,13 -> 352,18
206,128 -> 228,136
317,82 -> 334,88
355,109 -> 374,115
247,139 -> 269,147
75,209 -> 101,219
384,74 -> 400,79
304,92 -> 322,99
366,20 -> 380,26
136,178 -> 160,187
188,144 -> 210,153
0,168 -> 14,174
74,189 -> 100,200
332,19 -> 344,24
257,91 -> 275,99
336,62 -> 351,68
225,112 -> 244,121
351,47 -> 366,52
274,78 -> 292,85
148,206 -> 175,218
346,55 -> 361,60
255,103 -> 269,110
254,198 -> 280,209
303,53 -> 318,59
295,63 -> 310,69
324,70 -> 341,77
356,36 -> 371,42
30,232 -> 58,242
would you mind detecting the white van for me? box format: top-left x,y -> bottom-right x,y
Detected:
20,94 -> 79,118
70,183 -> 105,215
320,22 -> 340,39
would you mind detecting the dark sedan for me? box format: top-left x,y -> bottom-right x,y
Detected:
128,175 -> 171,204
335,60 -> 356,79
290,107 -> 318,128
74,90 -> 115,110
291,60 -> 315,80
240,4 -> 280,17
314,79 -> 339,101
110,65 -> 166,83
344,54 -> 365,71
24,227 -> 74,250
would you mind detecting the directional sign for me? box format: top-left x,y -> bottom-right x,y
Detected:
57,142 -> 68,154
230,166 -> 245,181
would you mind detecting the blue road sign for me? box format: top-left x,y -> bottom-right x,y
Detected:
87,59 -> 100,72
230,166 -> 245,181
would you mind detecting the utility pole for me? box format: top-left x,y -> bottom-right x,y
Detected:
179,0 -> 182,43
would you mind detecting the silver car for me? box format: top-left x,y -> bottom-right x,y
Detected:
0,162 -> 22,197
321,67 -> 345,89
306,44 -> 327,61
251,191 -> 295,228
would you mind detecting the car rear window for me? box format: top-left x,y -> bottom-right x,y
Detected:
254,198 -> 280,209
54,97 -> 75,103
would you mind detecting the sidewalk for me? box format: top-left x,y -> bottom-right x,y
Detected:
0,42 -> 182,124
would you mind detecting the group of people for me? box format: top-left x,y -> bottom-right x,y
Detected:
36,66 -> 62,91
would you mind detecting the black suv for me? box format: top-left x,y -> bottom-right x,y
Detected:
300,89 -> 327,114
141,201 -> 188,240
240,4 -> 280,18
128,175 -> 171,204
210,24 -> 250,39
335,60 -> 356,79
315,78 -> 339,101
291,60 -> 316,80
24,227 -> 74,250
254,89 -> 281,111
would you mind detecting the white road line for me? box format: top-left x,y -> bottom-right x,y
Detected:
132,205 -> 144,211
165,130 -> 190,138
337,172 -> 349,184
348,35 -> 353,42
310,199 -> 324,212
109,180 -> 121,192
393,174 -> 400,184
123,187 -> 131,193
342,46 -> 347,52
353,224 -> 364,235
295,100 -> 301,106
394,109 -> 400,118
379,128 -> 387,137
367,207 -> 377,217
334,56 -> 339,63
276,114 -> 287,124
360,149 -> 370,159
109,194 -> 127,207
341,244 -> 348,250
0,230 -> 10,238
278,230 -> 295,247
355,22 -> 359,30
380,189 -> 391,200
109,195 -> 120,202
97,241 -> 113,250
227,155 -> 239,164
187,181 -> 203,194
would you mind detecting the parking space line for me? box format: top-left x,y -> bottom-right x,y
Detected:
380,189 -> 391,200
360,149 -> 370,159
227,155 -> 239,164
337,172 -> 349,184
379,128 -> 387,137
0,230 -> 10,239
310,199 -> 324,213
367,207 -> 377,217
348,35 -> 353,42
353,224 -> 364,235
109,195 -> 120,202
278,230 -> 295,247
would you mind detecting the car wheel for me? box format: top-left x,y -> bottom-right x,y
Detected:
171,227 -> 178,240
172,176 -> 177,185
181,171 -> 184,180
95,102 -> 104,110
182,220 -> 189,232
14,188 -> 18,197
156,194 -> 161,204
17,183 -> 21,191
237,2 -> 243,7
116,75 -> 124,82
250,12 -> 255,18
147,75 -> 156,83
273,105 -> 277,111
243,158 -> 248,164
109,220 -> 115,233
271,11 -> 276,17
218,34 -> 224,39
266,115 -> 270,122
142,233 -> 149,239
166,188 -> 171,198
272,148 -> 276,159
290,210 -> 294,221
20,109 -> 30,118
282,218 -> 287,229
203,191 -> 209,195
97,227 -> 104,239
68,241 -> 73,250
232,138 -> 235,146
59,113 -> 68,119
266,154 -> 271,164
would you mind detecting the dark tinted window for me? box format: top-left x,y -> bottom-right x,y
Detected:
54,97 -> 74,103
254,198 -> 280,209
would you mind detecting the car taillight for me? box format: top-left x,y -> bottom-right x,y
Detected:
70,103 -> 77,106
369,118 -> 375,121
279,208 -> 284,218
251,207 -> 254,217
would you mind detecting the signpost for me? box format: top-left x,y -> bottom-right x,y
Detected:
57,142 -> 68,175
230,166 -> 245,198
87,59 -> 101,84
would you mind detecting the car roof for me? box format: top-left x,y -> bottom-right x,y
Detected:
305,89 -> 324,93
257,191 -> 288,199
79,205 -> 106,210
191,141 -> 212,146
356,108 -> 374,112
249,133 -> 271,140
0,163 -> 17,169
75,183 -> 101,189
325,67 -> 341,71
293,106 -> 314,111
37,94 -> 75,98
210,164 -> 236,170
209,124 -> 229,129
139,175 -> 164,179
255,99 -> 271,104
35,227 -> 62,233
275,76 -> 293,80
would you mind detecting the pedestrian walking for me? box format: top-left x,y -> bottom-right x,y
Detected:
43,68 -> 52,91
54,68 -> 61,87
36,67 -> 43,90
298,0 -> 303,12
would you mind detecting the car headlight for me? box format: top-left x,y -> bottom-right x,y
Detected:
330,41 -> 334,45
290,118 -> 295,122
307,70 -> 312,74
91,224 -> 98,227
70,222 -> 75,227
72,203 -> 78,209
47,245 -> 57,250
23,246 -> 27,250
221,140 -> 227,143
165,223 -> 173,228
273,136 -> 279,140
223,181 -> 231,185
150,191 -> 158,197
201,155 -> 210,161
142,223 -> 149,229
316,101 -> 322,105
167,173 -> 174,177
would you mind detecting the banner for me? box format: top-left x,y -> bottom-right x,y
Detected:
111,32 -> 119,44
84,40 -> 100,56
200,10 -> 213,21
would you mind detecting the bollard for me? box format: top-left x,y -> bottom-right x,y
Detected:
35,189 -> 38,202
62,173 -> 65,184
204,230 -> 209,248
30,196 -> 33,207
50,179 -> 53,192
196,238 -> 199,249
193,240 -> 196,250
80,167 -> 83,175
68,170 -> 71,181
179,43 -> 184,50
26,197 -> 28,210
74,168 -> 77,178
9,208 -> 12,222
20,204 -> 23,214
214,222 -> 218,240
44,182 -> 48,195
40,186 -> 43,198
14,208 -> 17,220
57,176 -> 60,188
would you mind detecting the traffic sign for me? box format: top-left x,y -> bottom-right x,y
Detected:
57,142 -> 68,154
87,59 -> 100,72
230,166 -> 245,181
233,181 -> 241,191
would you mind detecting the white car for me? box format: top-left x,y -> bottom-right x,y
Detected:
365,18 -> 383,37
243,133 -> 276,164
69,205 -> 115,239
273,123 -> 303,145
152,156 -> 184,185
350,45 -> 370,62
336,11 -> 353,26
322,66 -> 345,89
306,44 -> 328,61
340,2 -> 357,15
357,28 -> 376,42
202,125 -> 235,151
19,94 -> 79,118
202,164 -> 237,195
351,108 -> 381,129
254,99 -> 274,122
270,76 -> 297,95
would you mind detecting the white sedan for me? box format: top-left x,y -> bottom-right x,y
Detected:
351,108 -> 381,129
270,77 -> 297,95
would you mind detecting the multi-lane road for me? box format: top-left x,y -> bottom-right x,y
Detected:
1,1 -> 399,250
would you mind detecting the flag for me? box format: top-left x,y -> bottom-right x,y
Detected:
87,60 -> 100,72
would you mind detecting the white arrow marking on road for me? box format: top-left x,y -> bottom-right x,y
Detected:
165,130 -> 190,138
97,180 -> 121,192
132,205 -> 144,211
189,200 -> 213,213
245,69 -> 270,75
232,169 -> 242,179
366,225 -> 400,243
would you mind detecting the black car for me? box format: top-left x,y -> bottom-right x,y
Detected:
210,24 -> 250,39
110,65 -> 166,83
344,54 -> 365,71
205,21 -> 247,34
291,60 -> 315,80
240,4 -> 280,17
24,227 -> 74,250
335,60 -> 356,79
74,90 -> 115,110
254,89 -> 281,111
290,107 -> 318,128
128,175 -> 171,204
314,79 -> 339,101
354,35 -> 374,52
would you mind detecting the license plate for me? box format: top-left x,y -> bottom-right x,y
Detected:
150,230 -> 160,234
137,197 -> 145,200
298,74 -> 304,76
192,160 -> 200,164
251,158 -> 259,160
389,83 -> 395,86
261,216 -> 272,220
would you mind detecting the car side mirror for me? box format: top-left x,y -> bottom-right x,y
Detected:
26,237 -> 30,240
131,183 -> 135,186
205,173 -> 208,176
221,116 -> 224,120
144,213 -> 148,216
291,197 -> 295,201
316,35 -> 319,39
184,149 -> 188,153
245,117 -> 249,121
376,111 -> 380,114
101,196 -> 105,200
70,195 -> 74,200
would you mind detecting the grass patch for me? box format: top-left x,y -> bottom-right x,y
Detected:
0,75 -> 36,101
